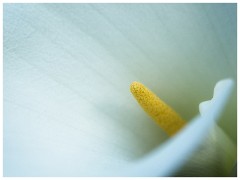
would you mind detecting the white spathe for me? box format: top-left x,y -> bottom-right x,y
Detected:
3,3 -> 236,176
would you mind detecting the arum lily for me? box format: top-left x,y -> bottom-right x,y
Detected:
3,3 -> 237,177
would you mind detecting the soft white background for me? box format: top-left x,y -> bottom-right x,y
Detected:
3,3 -> 237,176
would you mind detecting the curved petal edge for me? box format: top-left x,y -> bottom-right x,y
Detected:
107,78 -> 234,177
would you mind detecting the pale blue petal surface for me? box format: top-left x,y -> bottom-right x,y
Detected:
3,3 -> 236,176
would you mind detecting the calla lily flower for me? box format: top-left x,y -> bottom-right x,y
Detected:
3,3 -> 237,177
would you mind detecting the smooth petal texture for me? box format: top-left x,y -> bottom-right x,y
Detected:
3,4 -> 236,176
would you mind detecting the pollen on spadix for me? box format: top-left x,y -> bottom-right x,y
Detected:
130,81 -> 186,136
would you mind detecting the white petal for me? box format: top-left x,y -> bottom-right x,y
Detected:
3,4 -> 236,176
175,125 -> 236,176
